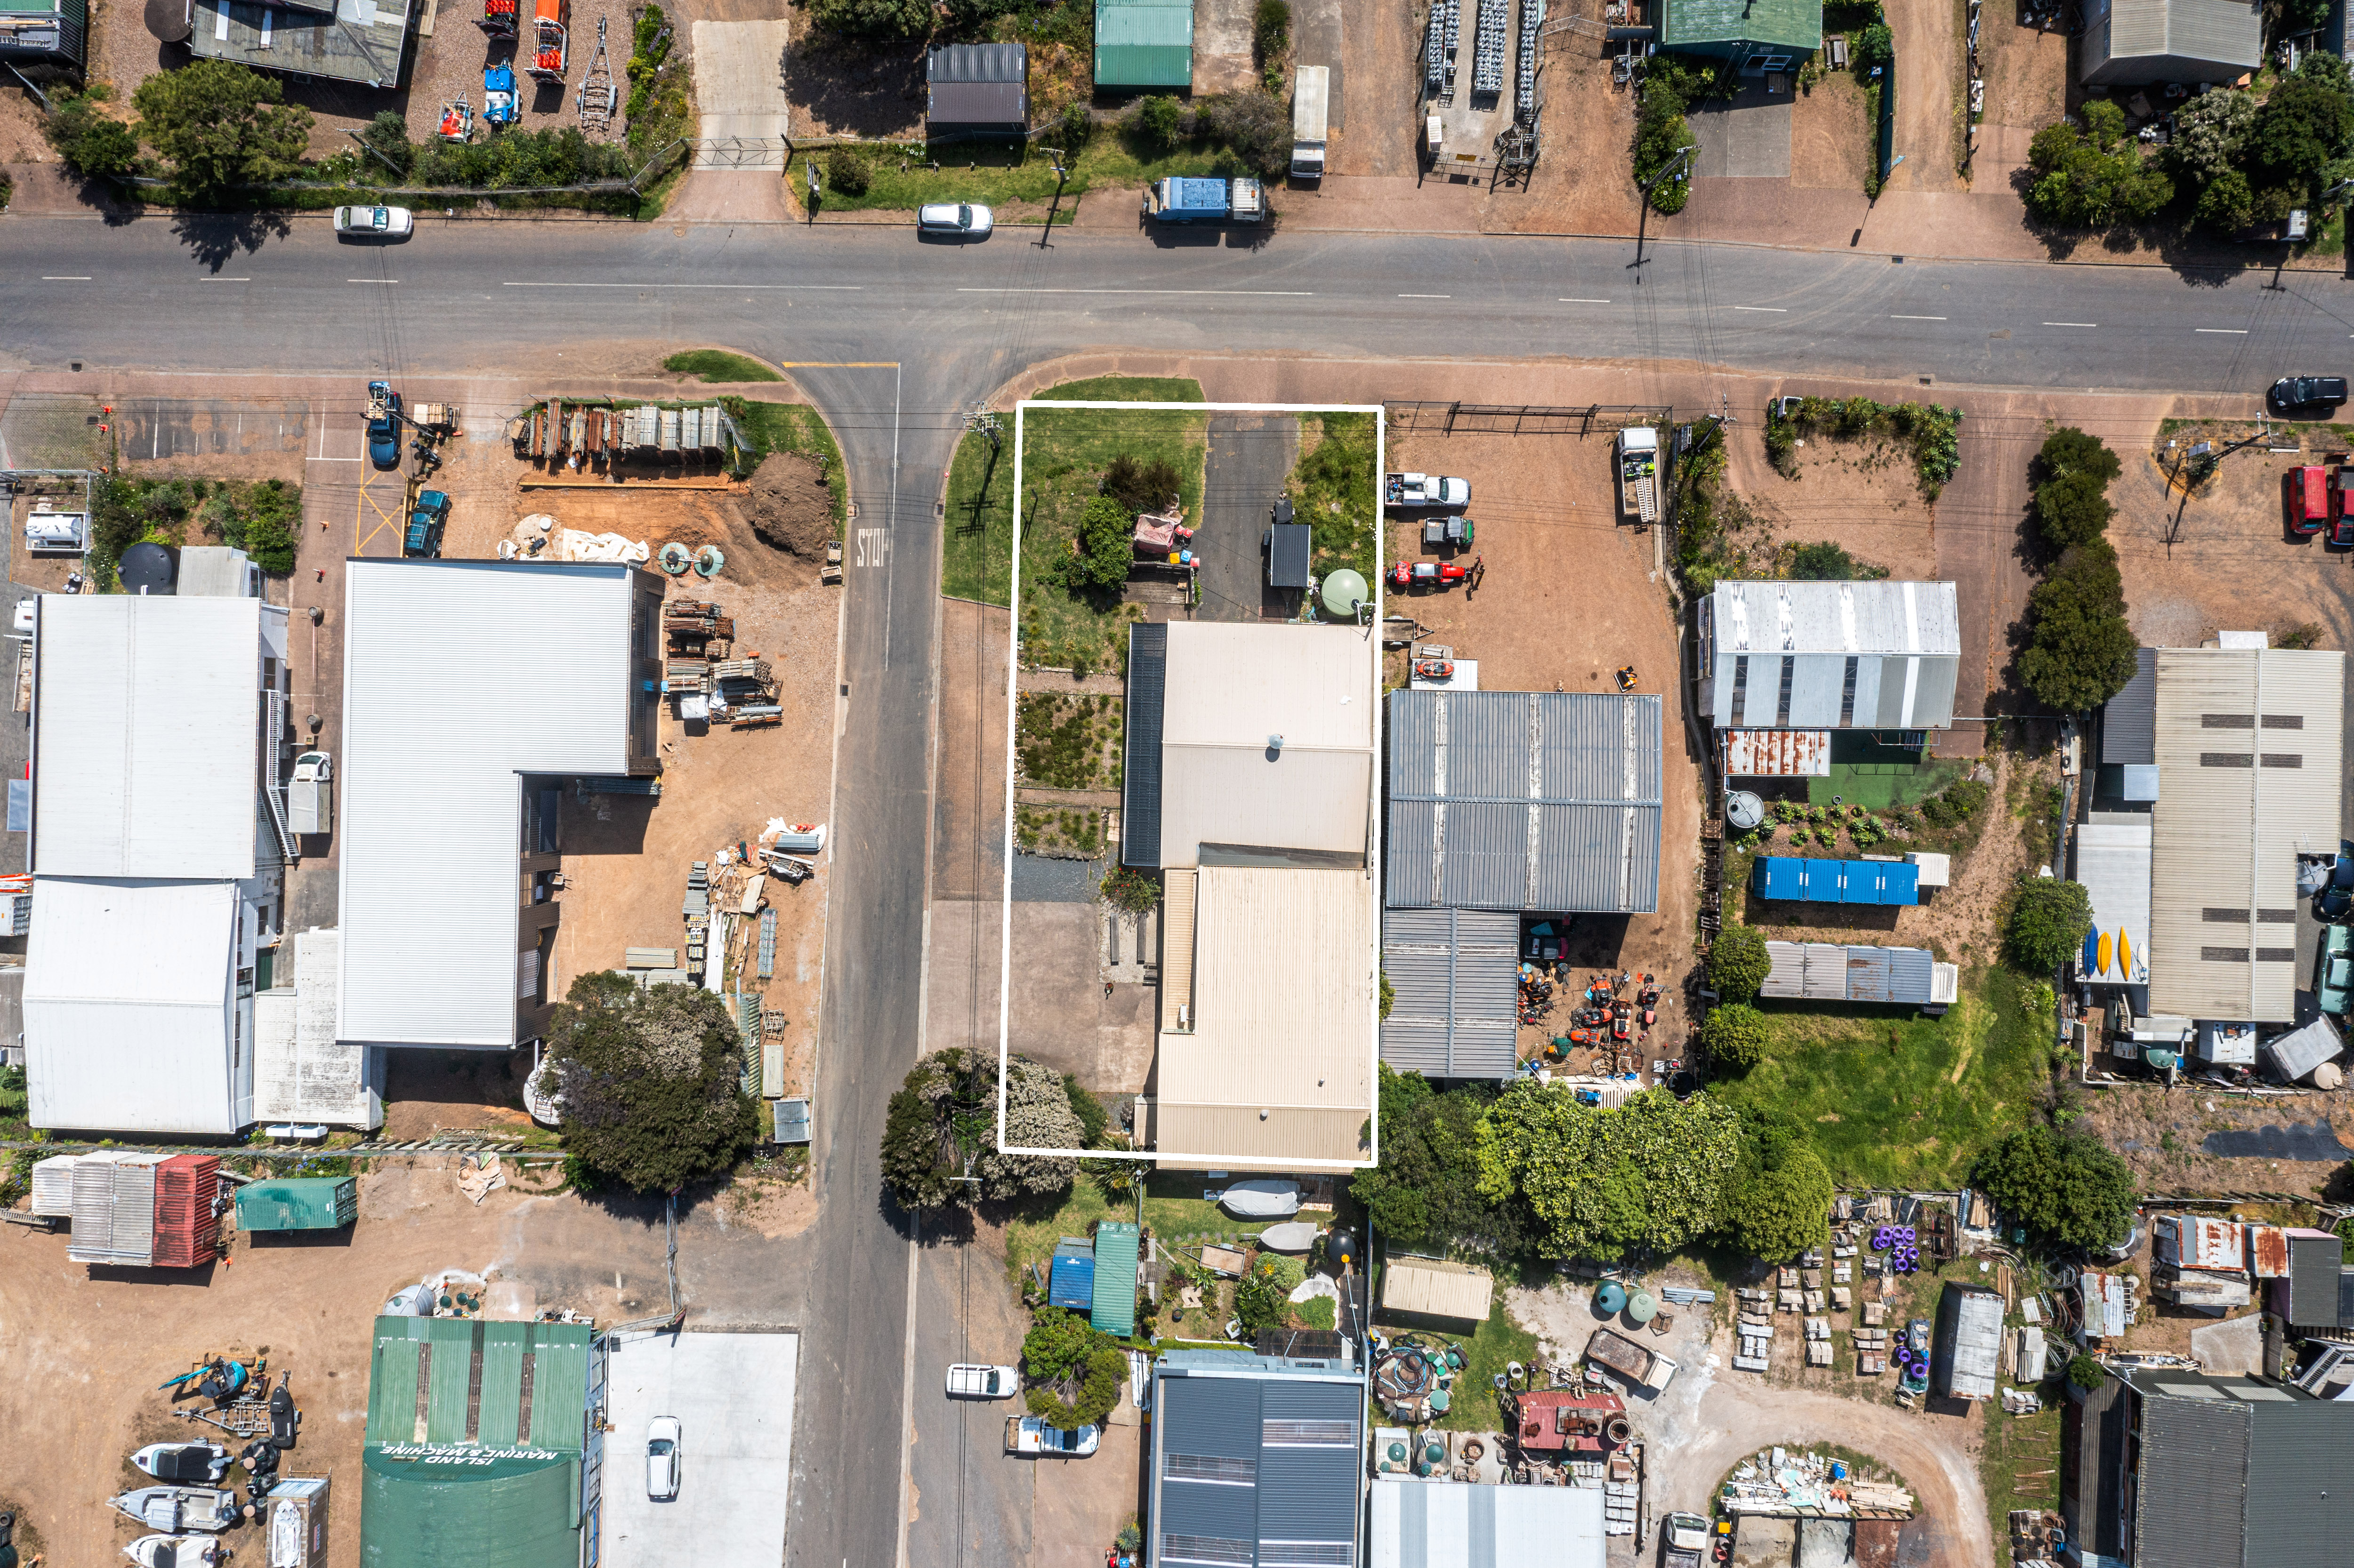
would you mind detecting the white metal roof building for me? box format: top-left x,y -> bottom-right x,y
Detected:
1760,941 -> 1958,1008
2080,0 -> 2260,85
1698,581 -> 1961,732
1370,1478 -> 1606,1568
339,562 -> 663,1050
1121,622 -> 1375,870
2076,814 -> 2152,990
1385,690 -> 1662,914
2147,647 -> 2345,1023
1935,1283 -> 2004,1400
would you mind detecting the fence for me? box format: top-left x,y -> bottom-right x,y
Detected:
1384,402 -> 1673,437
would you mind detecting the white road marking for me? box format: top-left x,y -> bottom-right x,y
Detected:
503,281 -> 863,289
955,286 -> 1316,296
1732,305 -> 1788,313
2195,328 -> 2248,334
203,277 -> 252,282
1891,314 -> 1946,321
2043,321 -> 2097,327
1558,297 -> 1611,303
347,279 -> 398,284
1399,293 -> 1451,298
40,276 -> 91,281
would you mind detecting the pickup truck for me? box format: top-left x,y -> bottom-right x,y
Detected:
1144,176 -> 1266,225
945,1364 -> 1019,1399
1616,427 -> 1661,524
405,489 -> 450,557
1385,472 -> 1470,509
1584,1326 -> 1677,1391
1660,1512 -> 1712,1568
1005,1415 -> 1101,1456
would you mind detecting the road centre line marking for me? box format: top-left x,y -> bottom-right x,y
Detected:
1398,293 -> 1451,298
503,281 -> 863,289
1732,305 -> 1788,313
2043,321 -> 2096,327
347,279 -> 397,283
1558,297 -> 1611,303
203,277 -> 251,282
954,286 -> 1316,296
2195,328 -> 2248,334
1891,314 -> 1946,321
40,276 -> 91,281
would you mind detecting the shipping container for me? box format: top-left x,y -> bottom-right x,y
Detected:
234,1176 -> 359,1232
2154,1213 -> 2244,1272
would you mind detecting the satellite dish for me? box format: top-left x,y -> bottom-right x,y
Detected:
118,542 -> 178,595
1320,568 -> 1368,619
1726,790 -> 1766,830
147,0 -> 193,41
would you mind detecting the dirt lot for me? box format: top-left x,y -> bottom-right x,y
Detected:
0,1163 -> 686,1568
2078,1083 -> 2354,1200
1968,7 -> 2068,191
1790,70 -> 1870,194
1488,35 -> 1642,235
782,14 -> 925,141
1884,0 -> 1963,191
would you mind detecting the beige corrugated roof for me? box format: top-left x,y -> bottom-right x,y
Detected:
2148,648 -> 2344,1022
1381,1256 -> 1494,1321
1151,865 -> 1373,1166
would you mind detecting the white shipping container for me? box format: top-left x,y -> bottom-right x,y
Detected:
30,1152 -> 80,1215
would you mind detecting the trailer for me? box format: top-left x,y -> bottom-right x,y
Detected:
528,0 -> 568,83
1616,427 -> 1660,523
478,0 -> 516,36
1143,176 -> 1266,224
1584,1326 -> 1677,1391
483,63 -> 518,125
1290,64 -> 1329,180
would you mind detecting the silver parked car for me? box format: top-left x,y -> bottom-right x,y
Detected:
646,1416 -> 681,1500
333,205 -> 414,239
917,202 -> 993,239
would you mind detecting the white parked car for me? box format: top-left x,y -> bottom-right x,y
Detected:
945,1363 -> 1020,1399
333,205 -> 414,239
917,202 -> 993,239
646,1416 -> 681,1500
1004,1415 -> 1100,1456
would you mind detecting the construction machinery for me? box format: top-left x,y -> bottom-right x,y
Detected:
436,97 -> 475,142
528,0 -> 569,83
484,61 -> 518,125
1388,557 -> 1479,592
578,15 -> 616,134
477,0 -> 516,36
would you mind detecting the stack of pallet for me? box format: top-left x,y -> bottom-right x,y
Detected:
67,1151 -> 168,1266
665,657 -> 709,693
151,1154 -> 222,1267
1853,1324 -> 1890,1374
31,1153 -> 82,1216
1601,1451 -> 1638,1536
1804,1315 -> 1833,1367
685,863 -> 710,978
1734,1287 -> 1774,1372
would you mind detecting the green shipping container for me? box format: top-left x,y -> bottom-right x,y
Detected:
1090,1220 -> 1140,1338
236,1176 -> 360,1231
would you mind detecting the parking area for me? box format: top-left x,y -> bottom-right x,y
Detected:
600,1328 -> 802,1568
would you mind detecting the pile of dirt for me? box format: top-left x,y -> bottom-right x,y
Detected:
738,450 -> 834,557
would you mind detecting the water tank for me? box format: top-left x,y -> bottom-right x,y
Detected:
118,542 -> 178,595
1596,1281 -> 1626,1315
1320,568 -> 1368,619
1726,790 -> 1765,830
1626,1291 -> 1657,1325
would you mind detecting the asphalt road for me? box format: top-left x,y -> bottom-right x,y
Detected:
5,211 -> 2351,1568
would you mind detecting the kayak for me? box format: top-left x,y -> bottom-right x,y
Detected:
1218,1179 -> 1301,1218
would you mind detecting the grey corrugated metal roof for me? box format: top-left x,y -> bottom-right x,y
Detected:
1379,909 -> 1518,1079
1758,941 -> 1941,1005
188,0 -> 413,87
929,41 -> 1025,80
929,81 -> 1025,124
2103,649 -> 2158,765
2285,1232 -> 2345,1326
2063,1371 -> 2128,1558
2246,1398 -> 2354,1561
2103,0 -> 2261,67
1152,1361 -> 1362,1568
1123,624 -> 1167,868
1934,1284 -> 2002,1399
1386,691 -> 1661,914
2132,1390 -> 2251,1568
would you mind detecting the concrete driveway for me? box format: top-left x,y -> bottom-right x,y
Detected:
600,1327 -> 802,1568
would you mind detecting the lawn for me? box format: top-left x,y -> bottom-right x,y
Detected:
664,350 -> 782,384
1287,412 -> 1380,582
723,397 -> 847,526
797,131 -> 1265,220
1004,1179 -> 1121,1290
1707,968 -> 2053,1189
1803,739 -> 1974,810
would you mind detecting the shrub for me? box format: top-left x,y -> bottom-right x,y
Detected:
45,92 -> 139,180
1253,0 -> 1291,60
2025,106 -> 2174,229
2034,469 -> 2114,550
360,109 -> 413,177
2167,86 -> 2256,184
810,0 -> 933,37
1102,453 -> 1181,514
1022,1307 -> 1127,1429
1788,540 -> 1858,580
1199,91 -> 1291,180
131,59 -> 312,201
1056,102 -> 1093,153
2020,539 -> 2138,712
2249,62 -> 2354,194
240,479 -> 301,574
2067,1353 -> 2107,1392
1708,924 -> 1771,1002
2195,168 -> 2255,232
1135,95 -> 1183,153
1098,862 -> 1161,914
1633,77 -> 1697,214
1068,495 -> 1136,593
1063,1074 -> 1110,1148
2007,876 -> 2095,973
1702,1003 -> 1771,1073
825,146 -> 871,197
2036,426 -> 2122,488
1851,20 -> 1893,75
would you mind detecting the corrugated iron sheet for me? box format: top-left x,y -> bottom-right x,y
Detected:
2102,649 -> 2158,765
1760,941 -> 1941,1004
1379,909 -> 1518,1079
1121,624 -> 1165,868
1724,728 -> 1831,776
1386,691 -> 1661,913
2249,1224 -> 2290,1279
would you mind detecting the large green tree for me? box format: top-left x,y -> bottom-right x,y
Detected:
1708,924 -> 1771,1002
1475,1085 -> 1742,1261
131,60 -> 312,200
1351,1064 -> 1527,1253
2166,86 -> 2257,185
2007,876 -> 2096,973
2249,59 -> 2354,195
43,92 -> 139,180
1721,1107 -> 1832,1262
2019,539 -> 2138,712
880,1048 -> 1078,1211
2026,102 -> 2174,228
809,0 -> 932,37
1970,1127 -> 2137,1251
547,973 -> 758,1192
1021,1307 -> 1126,1430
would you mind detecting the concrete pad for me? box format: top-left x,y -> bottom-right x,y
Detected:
691,20 -> 790,164
926,899 -> 1155,1092
1735,1513 -> 1799,1567
2188,1311 -> 2266,1375
601,1327 -> 800,1568
1691,96 -> 1794,179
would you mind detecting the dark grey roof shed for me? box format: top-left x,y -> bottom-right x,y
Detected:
1379,909 -> 1518,1080
928,43 -> 1027,130
1386,689 -> 1662,914
1122,624 -> 1167,868
1149,1352 -> 1364,1568
1266,522 -> 1312,589
2102,648 -> 2158,765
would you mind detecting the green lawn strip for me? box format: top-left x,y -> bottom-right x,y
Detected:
1981,1397 -> 2061,1565
806,134 -> 1254,218
1004,1181 -> 1115,1289
723,398 -> 847,528
1142,1170 -> 1257,1245
665,350 -> 783,383
1806,756 -> 1974,811
943,427 -> 1016,605
1427,1308 -> 1542,1433
1707,969 -> 2047,1189
1016,386 -> 1208,673
1287,412 -> 1379,582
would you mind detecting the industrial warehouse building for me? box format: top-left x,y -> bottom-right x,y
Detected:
1117,623 -> 1377,1168
2145,643 -> 2345,1024
339,562 -> 665,1054
1698,581 -> 1961,733
24,582 -> 289,1136
1149,1351 -> 1366,1568
361,1315 -> 603,1568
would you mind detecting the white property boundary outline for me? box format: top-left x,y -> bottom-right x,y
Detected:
995,398 -> 1387,1172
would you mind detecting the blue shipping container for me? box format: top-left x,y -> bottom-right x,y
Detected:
1048,1254 -> 1096,1309
1750,857 -> 1920,908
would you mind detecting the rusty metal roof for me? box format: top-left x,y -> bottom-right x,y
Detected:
1723,728 -> 1831,777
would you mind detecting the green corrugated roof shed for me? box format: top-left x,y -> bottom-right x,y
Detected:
1661,0 -> 1821,53
359,1316 -> 594,1568
236,1176 -> 358,1231
1090,1220 -> 1140,1337
1095,0 -> 1192,88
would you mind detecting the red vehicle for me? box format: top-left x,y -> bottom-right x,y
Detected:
477,0 -> 516,35
1388,560 -> 1468,590
528,0 -> 569,81
2291,465 -> 2336,535
2335,467 -> 2354,547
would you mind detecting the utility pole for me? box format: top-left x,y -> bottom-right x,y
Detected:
1630,144 -> 1694,283
805,154 -> 820,225
1037,145 -> 1071,247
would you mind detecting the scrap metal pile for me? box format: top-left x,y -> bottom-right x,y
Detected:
1720,1448 -> 1916,1520
663,600 -> 778,727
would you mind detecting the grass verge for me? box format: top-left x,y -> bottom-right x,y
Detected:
1706,968 -> 2050,1189
666,350 -> 783,383
722,397 -> 847,529
1287,411 -> 1379,582
798,133 -> 1259,219
1981,1393 -> 2062,1565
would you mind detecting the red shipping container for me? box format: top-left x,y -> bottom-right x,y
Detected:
151,1154 -> 222,1269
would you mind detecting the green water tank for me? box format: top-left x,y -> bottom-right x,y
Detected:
1320,569 -> 1368,619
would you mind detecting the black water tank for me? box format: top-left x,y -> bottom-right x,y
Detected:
119,542 -> 178,595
